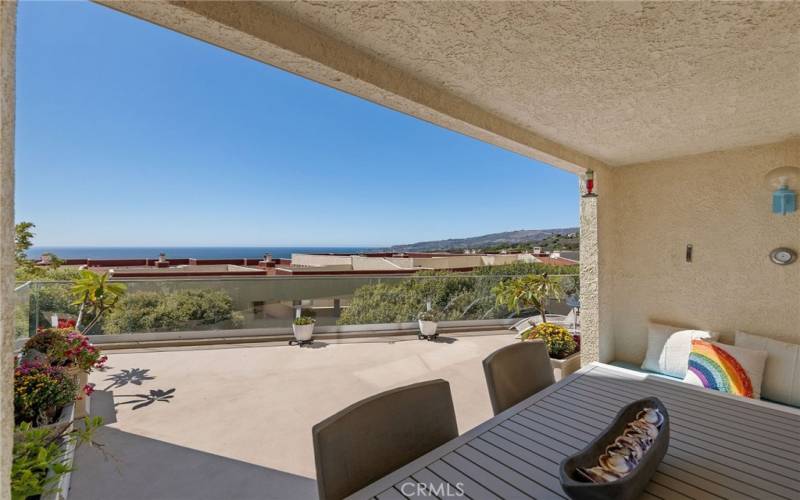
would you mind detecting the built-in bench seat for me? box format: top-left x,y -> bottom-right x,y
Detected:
609,360 -> 799,409
608,360 -> 683,381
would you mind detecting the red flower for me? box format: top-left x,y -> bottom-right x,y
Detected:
83,383 -> 95,396
58,318 -> 77,329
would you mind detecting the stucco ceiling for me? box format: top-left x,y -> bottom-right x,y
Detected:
262,1 -> 800,166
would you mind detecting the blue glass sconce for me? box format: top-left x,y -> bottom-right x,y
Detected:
765,166 -> 799,215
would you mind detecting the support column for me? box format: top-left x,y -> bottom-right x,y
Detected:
579,166 -> 614,366
333,298 -> 341,317
579,193 -> 600,365
0,2 -> 15,498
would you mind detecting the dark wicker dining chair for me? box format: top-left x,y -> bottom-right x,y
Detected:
312,379 -> 458,500
482,340 -> 555,415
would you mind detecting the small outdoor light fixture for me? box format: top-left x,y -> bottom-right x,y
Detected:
582,169 -> 597,198
765,166 -> 799,215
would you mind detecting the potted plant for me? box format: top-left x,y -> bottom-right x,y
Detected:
12,352 -> 105,500
14,362 -> 78,428
522,322 -> 581,379
12,417 -> 101,500
21,328 -> 108,418
417,310 -> 440,340
492,273 -> 564,322
292,309 -> 316,343
71,270 -> 126,335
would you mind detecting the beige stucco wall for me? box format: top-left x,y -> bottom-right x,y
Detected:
290,253 -> 353,267
608,139 -> 800,364
412,255 -> 484,269
0,3 -> 14,498
481,254 -> 525,266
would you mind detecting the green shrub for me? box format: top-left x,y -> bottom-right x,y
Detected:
338,264 -> 577,326
104,288 -> 242,334
417,310 -> 441,322
293,316 -> 315,326
16,266 -> 83,282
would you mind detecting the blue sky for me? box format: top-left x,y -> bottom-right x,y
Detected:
15,1 -> 578,247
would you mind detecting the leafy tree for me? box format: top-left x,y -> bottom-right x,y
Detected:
103,288 -> 243,334
14,222 -> 39,277
14,221 -> 72,281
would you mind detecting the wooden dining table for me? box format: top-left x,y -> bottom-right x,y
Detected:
347,362 -> 800,500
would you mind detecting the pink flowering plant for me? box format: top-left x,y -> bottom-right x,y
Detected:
22,328 -> 107,372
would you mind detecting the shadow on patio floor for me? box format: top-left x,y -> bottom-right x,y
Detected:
70,427 -> 317,500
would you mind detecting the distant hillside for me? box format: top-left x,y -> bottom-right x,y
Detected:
387,227 -> 579,252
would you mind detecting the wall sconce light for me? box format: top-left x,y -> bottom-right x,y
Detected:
765,166 -> 799,215
582,169 -> 597,198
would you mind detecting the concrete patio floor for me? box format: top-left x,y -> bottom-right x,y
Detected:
70,331 -> 520,500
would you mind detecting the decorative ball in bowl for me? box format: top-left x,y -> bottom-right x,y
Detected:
559,397 -> 670,500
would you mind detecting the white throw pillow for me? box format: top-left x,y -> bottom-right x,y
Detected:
641,323 -> 718,378
683,340 -> 768,399
735,331 -> 800,407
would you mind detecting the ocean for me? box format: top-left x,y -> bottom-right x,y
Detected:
27,246 -> 376,260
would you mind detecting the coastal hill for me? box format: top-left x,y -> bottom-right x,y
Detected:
386,227 -> 579,253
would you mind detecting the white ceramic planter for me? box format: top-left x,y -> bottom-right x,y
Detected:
292,323 -> 315,341
550,351 -> 582,381
42,403 -> 76,500
418,320 -> 438,337
66,368 -> 89,419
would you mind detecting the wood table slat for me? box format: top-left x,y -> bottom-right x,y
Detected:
655,462 -> 743,500
375,487 -> 407,500
440,452 -> 534,499
351,364 -> 800,500
394,477 -> 436,499
427,459 -> 501,500
457,444 -> 564,499
649,471 -> 723,500
469,437 -> 564,495
411,468 -> 463,499
644,480 -> 693,500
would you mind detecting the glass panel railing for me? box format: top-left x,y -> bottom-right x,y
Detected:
15,272 -> 579,337
14,281 -> 32,338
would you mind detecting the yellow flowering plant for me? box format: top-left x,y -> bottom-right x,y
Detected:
14,363 -> 77,426
522,322 -> 578,359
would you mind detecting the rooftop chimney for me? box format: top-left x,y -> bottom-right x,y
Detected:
156,252 -> 170,268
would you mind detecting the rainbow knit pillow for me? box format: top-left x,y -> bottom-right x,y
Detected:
683,340 -> 768,399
